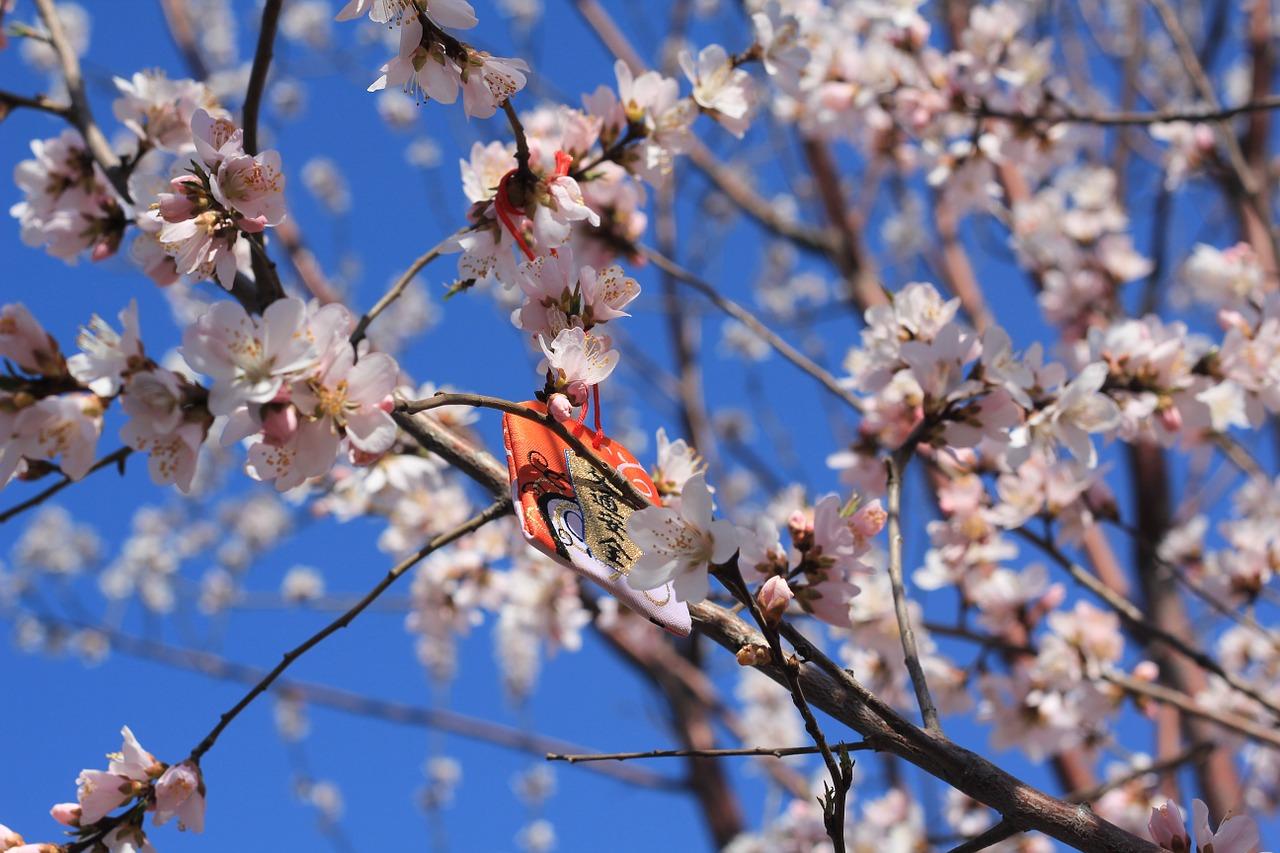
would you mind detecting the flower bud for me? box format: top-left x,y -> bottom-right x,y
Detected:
1157,402 -> 1182,433
48,804 -> 80,828
90,238 -> 117,262
756,575 -> 794,625
735,643 -> 772,666
158,189 -> 197,223
787,510 -> 813,551
260,403 -> 299,448
564,380 -> 589,407
548,393 -> 573,422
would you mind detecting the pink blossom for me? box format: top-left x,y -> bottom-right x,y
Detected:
67,300 -> 144,397
538,327 -> 619,390
153,760 -> 205,833
181,298 -> 325,416
0,394 -> 103,488
1192,799 -> 1259,853
76,769 -> 138,824
0,303 -> 64,377
112,71 -> 217,152
626,472 -> 737,603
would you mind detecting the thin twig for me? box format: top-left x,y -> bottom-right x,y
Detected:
547,741 -> 873,763
188,499 -> 510,761
692,601 -> 1163,852
1067,742 -> 1214,803
1018,527 -> 1280,723
1145,0 -> 1280,267
885,448 -> 941,733
0,88 -> 70,118
0,447 -> 133,524
976,93 -> 1280,127
350,229 -> 464,346
242,0 -> 282,157
1102,671 -> 1280,751
639,245 -> 865,414
395,392 -> 651,510
945,820 -> 1017,853
31,0 -> 128,200
717,564 -> 852,853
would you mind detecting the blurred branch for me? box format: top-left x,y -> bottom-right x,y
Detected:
547,741 -> 872,763
639,245 -> 866,415
31,0 -> 130,200
188,499 -> 511,761
0,88 -> 70,119
1018,527 -> 1280,723
21,612 -> 680,790
158,0 -> 210,79
1102,671 -> 1280,750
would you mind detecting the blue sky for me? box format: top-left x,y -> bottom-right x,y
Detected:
2,1 -> 1277,851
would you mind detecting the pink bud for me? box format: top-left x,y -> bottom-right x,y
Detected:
1134,660 -> 1160,682
236,215 -> 267,233
756,575 -> 794,625
1217,308 -> 1250,335
90,238 -> 116,262
158,192 -> 196,223
786,510 -> 813,550
260,404 -> 299,448
377,395 -> 395,414
48,804 -> 80,827
1157,404 -> 1183,433
548,393 -> 573,422
564,380 -> 589,407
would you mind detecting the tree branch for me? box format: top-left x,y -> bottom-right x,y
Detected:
0,447 -> 133,525
31,0 -> 129,200
350,229 -> 465,346
886,449 -> 942,733
547,741 -> 872,763
689,600 -> 1162,852
242,0 -> 282,157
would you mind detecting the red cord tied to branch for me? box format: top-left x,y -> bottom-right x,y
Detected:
494,150 -> 576,263
571,383 -> 606,449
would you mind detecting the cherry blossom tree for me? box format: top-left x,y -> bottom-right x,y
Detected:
4,0 -> 1280,851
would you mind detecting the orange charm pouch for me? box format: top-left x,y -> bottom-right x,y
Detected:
502,402 -> 691,636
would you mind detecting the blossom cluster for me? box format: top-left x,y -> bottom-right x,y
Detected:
0,727 -> 204,853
